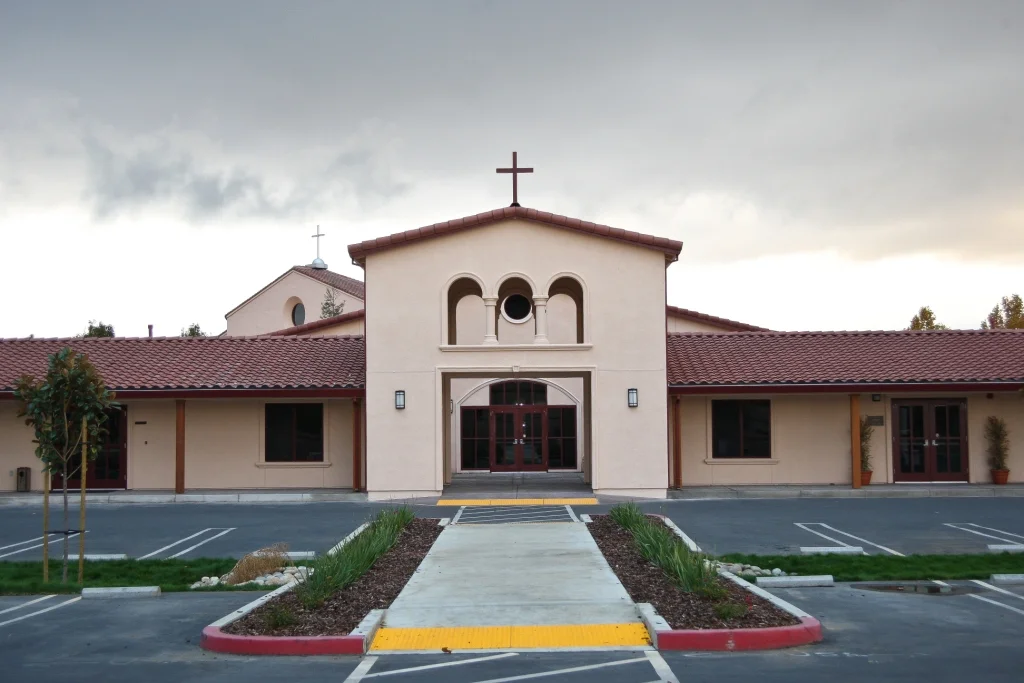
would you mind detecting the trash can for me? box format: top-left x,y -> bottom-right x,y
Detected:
16,467 -> 30,492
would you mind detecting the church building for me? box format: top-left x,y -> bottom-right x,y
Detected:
3,161 -> 1024,498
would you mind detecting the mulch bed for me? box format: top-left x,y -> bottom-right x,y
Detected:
224,518 -> 442,637
588,515 -> 799,630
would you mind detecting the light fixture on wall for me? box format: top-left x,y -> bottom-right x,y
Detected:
871,394 -> 882,402
395,390 -> 406,410
627,388 -> 639,408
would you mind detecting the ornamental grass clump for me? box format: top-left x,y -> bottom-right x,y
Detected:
610,503 -> 723,599
985,416 -> 1010,472
296,507 -> 414,609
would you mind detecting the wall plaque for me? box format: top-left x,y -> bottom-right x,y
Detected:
866,415 -> 885,427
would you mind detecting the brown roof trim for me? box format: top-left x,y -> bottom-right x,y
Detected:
669,381 -> 1024,395
347,206 -> 683,264
0,387 -> 365,400
264,309 -> 366,337
224,266 -> 365,319
666,305 -> 768,332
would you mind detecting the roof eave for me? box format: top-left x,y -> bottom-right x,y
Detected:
668,381 -> 1024,395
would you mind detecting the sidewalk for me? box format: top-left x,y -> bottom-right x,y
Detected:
370,522 -> 650,650
669,484 -> 1024,500
0,489 -> 368,506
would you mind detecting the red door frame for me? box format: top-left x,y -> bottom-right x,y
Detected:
52,407 -> 129,490
489,405 -> 548,472
892,399 -> 969,482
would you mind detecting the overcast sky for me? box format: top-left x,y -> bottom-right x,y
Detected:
1,1 -> 1021,337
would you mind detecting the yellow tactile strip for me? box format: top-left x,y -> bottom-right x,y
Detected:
369,623 -> 651,651
436,498 -> 598,506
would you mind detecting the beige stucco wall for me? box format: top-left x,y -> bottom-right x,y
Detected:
364,218 -> 670,499
226,270 -> 365,336
293,317 -> 365,336
667,313 -> 734,334
0,398 -> 358,491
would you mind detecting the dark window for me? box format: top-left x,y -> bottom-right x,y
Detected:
546,406 -> 577,468
490,381 -> 547,406
291,303 -> 305,326
460,407 -> 491,469
502,294 -> 532,322
265,403 -> 323,462
711,400 -> 771,459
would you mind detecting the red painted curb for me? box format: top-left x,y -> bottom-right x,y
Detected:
200,626 -> 366,655
655,616 -> 822,651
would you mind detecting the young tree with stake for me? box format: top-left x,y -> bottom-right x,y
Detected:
14,348 -> 115,583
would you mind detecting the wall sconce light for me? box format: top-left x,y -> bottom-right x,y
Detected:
627,388 -> 639,408
395,390 -> 406,410
450,399 -> 454,414
871,394 -> 881,402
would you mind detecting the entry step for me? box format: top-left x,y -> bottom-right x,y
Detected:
453,504 -> 579,525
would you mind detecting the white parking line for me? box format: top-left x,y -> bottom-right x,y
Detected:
0,532 -> 84,559
470,655 -> 649,683
137,528 -> 234,560
0,595 -> 56,616
168,528 -> 235,558
971,580 -> 1024,603
932,579 -> 1024,618
0,596 -> 81,628
343,656 -> 378,682
945,523 -> 1024,551
645,650 -> 680,682
451,506 -> 466,525
0,534 -> 62,551
564,505 -> 580,523
363,653 -> 518,678
796,523 -> 904,556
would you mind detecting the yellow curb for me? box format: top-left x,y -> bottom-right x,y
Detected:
369,623 -> 650,651
435,498 -> 599,506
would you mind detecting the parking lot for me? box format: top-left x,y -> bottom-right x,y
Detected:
634,497 -> 1024,556
3,497 -> 1024,682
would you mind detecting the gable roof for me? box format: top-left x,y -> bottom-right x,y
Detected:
666,305 -> 768,332
347,206 -> 683,264
0,336 -> 365,397
667,329 -> 1024,392
225,266 -> 365,319
264,309 -> 366,337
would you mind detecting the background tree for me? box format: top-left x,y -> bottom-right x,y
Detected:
14,348 -> 115,583
907,306 -> 947,330
180,323 -> 207,337
320,287 -> 345,319
83,320 -> 114,337
981,294 -> 1024,329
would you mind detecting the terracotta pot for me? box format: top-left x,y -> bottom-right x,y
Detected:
861,470 -> 873,486
992,469 -> 1010,485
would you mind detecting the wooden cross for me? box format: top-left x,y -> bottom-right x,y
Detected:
496,151 -> 533,207
311,225 -> 325,259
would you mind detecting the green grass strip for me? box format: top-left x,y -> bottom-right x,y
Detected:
718,552 -> 1024,582
0,558 -> 253,595
295,506 -> 415,609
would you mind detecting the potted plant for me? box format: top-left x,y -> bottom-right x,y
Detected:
860,416 -> 874,485
985,416 -> 1010,485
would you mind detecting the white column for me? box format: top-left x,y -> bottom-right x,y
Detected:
483,297 -> 498,344
533,296 -> 549,344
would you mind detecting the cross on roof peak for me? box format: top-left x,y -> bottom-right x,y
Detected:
495,151 -> 533,207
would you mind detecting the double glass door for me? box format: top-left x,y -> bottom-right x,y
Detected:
892,400 -> 969,482
52,407 -> 128,490
491,406 -> 547,471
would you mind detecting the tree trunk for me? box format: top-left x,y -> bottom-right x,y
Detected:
61,462 -> 69,584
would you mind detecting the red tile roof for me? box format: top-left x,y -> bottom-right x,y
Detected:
0,336 -> 365,395
666,305 -> 768,332
667,329 -> 1024,390
264,309 -> 366,337
347,206 -> 683,263
292,266 -> 365,300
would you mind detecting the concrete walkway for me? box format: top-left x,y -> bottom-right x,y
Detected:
371,522 -> 649,650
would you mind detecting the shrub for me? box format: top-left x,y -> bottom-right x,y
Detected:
609,503 -> 723,599
265,604 -> 297,630
714,601 -> 747,620
295,507 -> 414,609
224,543 -> 291,585
860,416 -> 874,471
985,416 -> 1010,471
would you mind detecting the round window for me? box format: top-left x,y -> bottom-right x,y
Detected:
291,302 -> 305,326
501,294 -> 532,323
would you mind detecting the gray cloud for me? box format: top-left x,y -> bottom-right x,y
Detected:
2,0 -> 1022,258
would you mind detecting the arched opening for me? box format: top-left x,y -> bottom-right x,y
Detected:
547,276 -> 584,343
496,276 -> 534,344
447,277 -> 484,345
